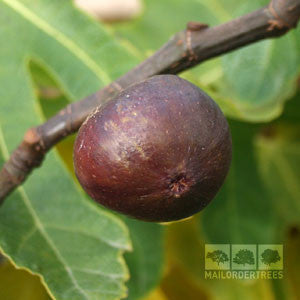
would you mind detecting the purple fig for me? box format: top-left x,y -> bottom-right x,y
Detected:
74,75 -> 232,222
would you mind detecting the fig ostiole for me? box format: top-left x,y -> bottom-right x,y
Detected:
73,75 -> 232,222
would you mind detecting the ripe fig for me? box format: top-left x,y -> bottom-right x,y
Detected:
74,75 -> 232,222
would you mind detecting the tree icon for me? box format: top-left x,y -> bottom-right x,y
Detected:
261,249 -> 281,266
206,250 -> 229,266
233,249 -> 255,266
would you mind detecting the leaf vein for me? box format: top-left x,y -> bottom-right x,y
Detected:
3,0 -> 111,85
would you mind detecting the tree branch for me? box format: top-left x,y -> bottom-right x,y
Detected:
0,0 -> 299,204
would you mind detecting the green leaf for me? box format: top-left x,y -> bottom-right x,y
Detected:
221,27 -> 299,122
276,89 -> 300,125
0,0 -> 139,299
199,120 -> 275,243
111,0 -> 300,122
110,0 -> 223,88
0,135 -> 131,300
122,218 -> 164,300
255,92 -> 300,235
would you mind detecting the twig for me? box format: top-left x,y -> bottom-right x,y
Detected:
0,0 -> 299,203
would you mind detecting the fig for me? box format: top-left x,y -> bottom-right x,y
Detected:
73,75 -> 232,222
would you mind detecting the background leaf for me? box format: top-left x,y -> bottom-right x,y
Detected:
219,1 -> 299,121
0,0 -> 139,298
256,91 -> 300,237
122,218 -> 165,300
199,120 -> 275,244
110,0 -> 300,121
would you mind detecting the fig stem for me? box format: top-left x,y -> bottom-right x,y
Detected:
0,0 -> 300,204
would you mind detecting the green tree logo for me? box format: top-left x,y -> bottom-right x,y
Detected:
206,250 -> 229,266
261,249 -> 281,266
233,249 -> 255,266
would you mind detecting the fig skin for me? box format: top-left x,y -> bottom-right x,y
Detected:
73,75 -> 232,222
